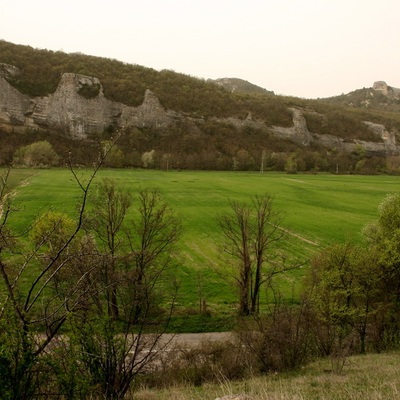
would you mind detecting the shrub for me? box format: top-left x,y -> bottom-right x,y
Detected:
141,339 -> 254,389
14,140 -> 60,167
236,302 -> 313,373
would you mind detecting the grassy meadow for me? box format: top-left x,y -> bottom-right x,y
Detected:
134,350 -> 400,400
5,168 -> 400,329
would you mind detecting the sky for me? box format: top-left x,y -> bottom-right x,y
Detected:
1,0 -> 399,99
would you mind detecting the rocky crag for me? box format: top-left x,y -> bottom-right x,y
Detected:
0,65 -> 179,138
0,64 -> 398,155
372,81 -> 400,99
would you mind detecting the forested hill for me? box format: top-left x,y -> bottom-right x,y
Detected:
0,40 -> 286,120
1,39 -> 400,173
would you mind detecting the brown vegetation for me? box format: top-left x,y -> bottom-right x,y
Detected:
2,40 -> 400,174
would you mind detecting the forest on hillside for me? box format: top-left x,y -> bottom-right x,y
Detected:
1,40 -> 400,174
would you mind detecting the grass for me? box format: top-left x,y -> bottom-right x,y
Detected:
134,351 -> 400,399
4,168 -> 400,327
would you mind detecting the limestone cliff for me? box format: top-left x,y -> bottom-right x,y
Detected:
270,108 -> 398,155
373,81 -> 400,99
270,108 -> 313,146
0,68 -> 179,138
0,67 -> 398,155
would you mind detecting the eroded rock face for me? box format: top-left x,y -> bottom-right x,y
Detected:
363,121 -> 397,153
28,73 -> 112,138
0,63 -> 20,79
0,64 -> 30,130
373,81 -> 400,99
0,69 -> 398,155
270,108 -> 398,155
0,72 -> 178,138
270,108 -> 313,146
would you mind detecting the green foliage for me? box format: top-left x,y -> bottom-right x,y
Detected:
0,308 -> 47,399
67,184 -> 181,398
78,82 -> 101,99
48,339 -> 92,399
0,127 -> 100,167
30,210 -> 75,252
307,192 -> 400,355
363,195 -> 400,340
377,193 -> 400,232
101,142 -> 125,168
284,154 -> 298,174
14,140 -> 60,167
306,242 -> 383,356
304,107 -> 379,142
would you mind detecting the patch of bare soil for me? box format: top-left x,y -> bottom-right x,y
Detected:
159,332 -> 234,349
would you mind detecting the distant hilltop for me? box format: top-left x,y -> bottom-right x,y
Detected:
208,77 -> 274,95
373,81 -> 400,99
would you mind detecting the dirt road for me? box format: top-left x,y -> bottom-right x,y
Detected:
158,332 -> 234,349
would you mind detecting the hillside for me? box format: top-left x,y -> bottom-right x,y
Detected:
323,81 -> 400,112
1,40 -> 400,173
208,77 -> 275,95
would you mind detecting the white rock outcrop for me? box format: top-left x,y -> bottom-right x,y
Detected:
0,71 -> 177,138
0,68 -> 398,155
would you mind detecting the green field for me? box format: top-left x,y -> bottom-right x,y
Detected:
5,168 -> 400,327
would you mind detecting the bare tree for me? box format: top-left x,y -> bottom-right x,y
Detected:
88,177 -> 132,320
219,194 -> 293,316
72,187 -> 182,399
219,201 -> 252,315
127,188 -> 181,322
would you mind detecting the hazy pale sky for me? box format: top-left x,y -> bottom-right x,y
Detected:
1,0 -> 399,98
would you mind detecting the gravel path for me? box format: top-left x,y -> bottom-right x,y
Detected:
158,332 -> 234,349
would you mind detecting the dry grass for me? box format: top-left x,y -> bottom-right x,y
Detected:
134,351 -> 400,400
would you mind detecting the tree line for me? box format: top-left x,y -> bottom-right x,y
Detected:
3,130 -> 396,175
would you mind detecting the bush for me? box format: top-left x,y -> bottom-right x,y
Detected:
236,302 -> 313,373
14,140 -> 60,167
141,339 -> 254,389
